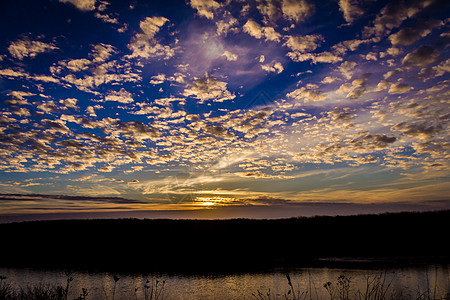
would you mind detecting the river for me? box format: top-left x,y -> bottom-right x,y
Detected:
1,264 -> 449,299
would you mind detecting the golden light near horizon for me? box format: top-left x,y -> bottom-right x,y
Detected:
194,196 -> 236,207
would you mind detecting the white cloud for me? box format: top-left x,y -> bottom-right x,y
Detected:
216,18 -> 238,36
287,51 -> 342,64
402,46 -> 440,67
150,74 -> 167,84
104,88 -> 134,103
8,38 -> 58,60
127,16 -> 174,59
59,0 -> 96,11
364,52 -> 377,61
281,0 -> 314,22
431,58 -> 450,77
284,34 -> 324,53
243,20 -> 281,42
65,58 -> 91,72
222,50 -> 238,61
388,82 -> 413,94
189,0 -> 220,19
261,61 -> 284,74
375,80 -> 390,92
389,19 -> 444,46
139,16 -> 169,39
338,61 -> 357,79
91,44 -> 116,62
59,98 -> 79,109
0,68 -> 27,77
363,0 -> 434,38
183,74 -> 235,103
338,0 -> 364,24
287,87 -> 327,102
321,76 -> 341,84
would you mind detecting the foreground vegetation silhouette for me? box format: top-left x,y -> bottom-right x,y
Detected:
0,211 -> 448,273
0,272 -> 167,300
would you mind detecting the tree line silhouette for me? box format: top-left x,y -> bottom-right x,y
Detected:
0,210 -> 448,273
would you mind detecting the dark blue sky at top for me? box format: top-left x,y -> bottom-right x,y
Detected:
0,0 -> 449,219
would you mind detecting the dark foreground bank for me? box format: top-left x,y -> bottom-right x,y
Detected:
0,211 -> 448,273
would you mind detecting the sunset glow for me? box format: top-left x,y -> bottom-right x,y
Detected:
0,0 -> 449,221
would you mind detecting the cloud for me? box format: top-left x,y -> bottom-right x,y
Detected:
139,16 -> 169,39
91,43 -> 116,62
86,105 -> 98,117
284,34 -> 324,53
346,74 -> 370,99
281,0 -> 314,22
64,58 -> 91,72
59,0 -> 96,11
205,125 -> 228,138
328,107 -> 355,122
332,38 -> 374,56
94,12 -> 119,25
338,61 -> 357,79
216,18 -> 238,36
36,101 -> 59,114
111,120 -> 160,142
222,50 -> 238,61
183,74 -> 235,103
375,80 -> 390,92
243,20 -> 281,42
104,88 -> 134,103
234,171 -> 294,179
389,28 -> 423,46
417,58 -> 450,79
321,76 -> 341,84
364,52 -> 377,61
389,19 -> 444,46
402,46 -> 440,67
429,58 -> 450,77
12,107 -> 31,116
349,133 -> 397,150
383,68 -> 403,80
8,38 -> 58,60
256,0 -> 281,23
59,98 -> 79,110
127,16 -> 174,59
261,61 -> 284,74
98,165 -> 115,172
0,68 -> 27,77
388,82 -> 413,94
189,0 -> 220,19
287,87 -> 327,102
149,74 -> 167,84
363,0 -> 435,38
0,193 -> 146,206
338,0 -> 364,24
391,122 -> 442,140
286,51 -> 342,64
41,119 -> 71,134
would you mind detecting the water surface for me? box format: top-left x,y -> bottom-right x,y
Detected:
1,265 -> 449,299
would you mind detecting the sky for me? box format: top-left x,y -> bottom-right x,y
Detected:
0,0 -> 449,221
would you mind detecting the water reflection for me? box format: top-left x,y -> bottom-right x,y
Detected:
0,265 -> 448,299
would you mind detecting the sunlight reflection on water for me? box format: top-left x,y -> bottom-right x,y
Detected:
1,265 -> 449,299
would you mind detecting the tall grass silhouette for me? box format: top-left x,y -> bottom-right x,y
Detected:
251,272 -> 450,300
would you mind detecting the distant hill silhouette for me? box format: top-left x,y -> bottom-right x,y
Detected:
0,211 -> 448,273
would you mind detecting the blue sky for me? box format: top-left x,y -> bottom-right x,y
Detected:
0,0 -> 449,220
